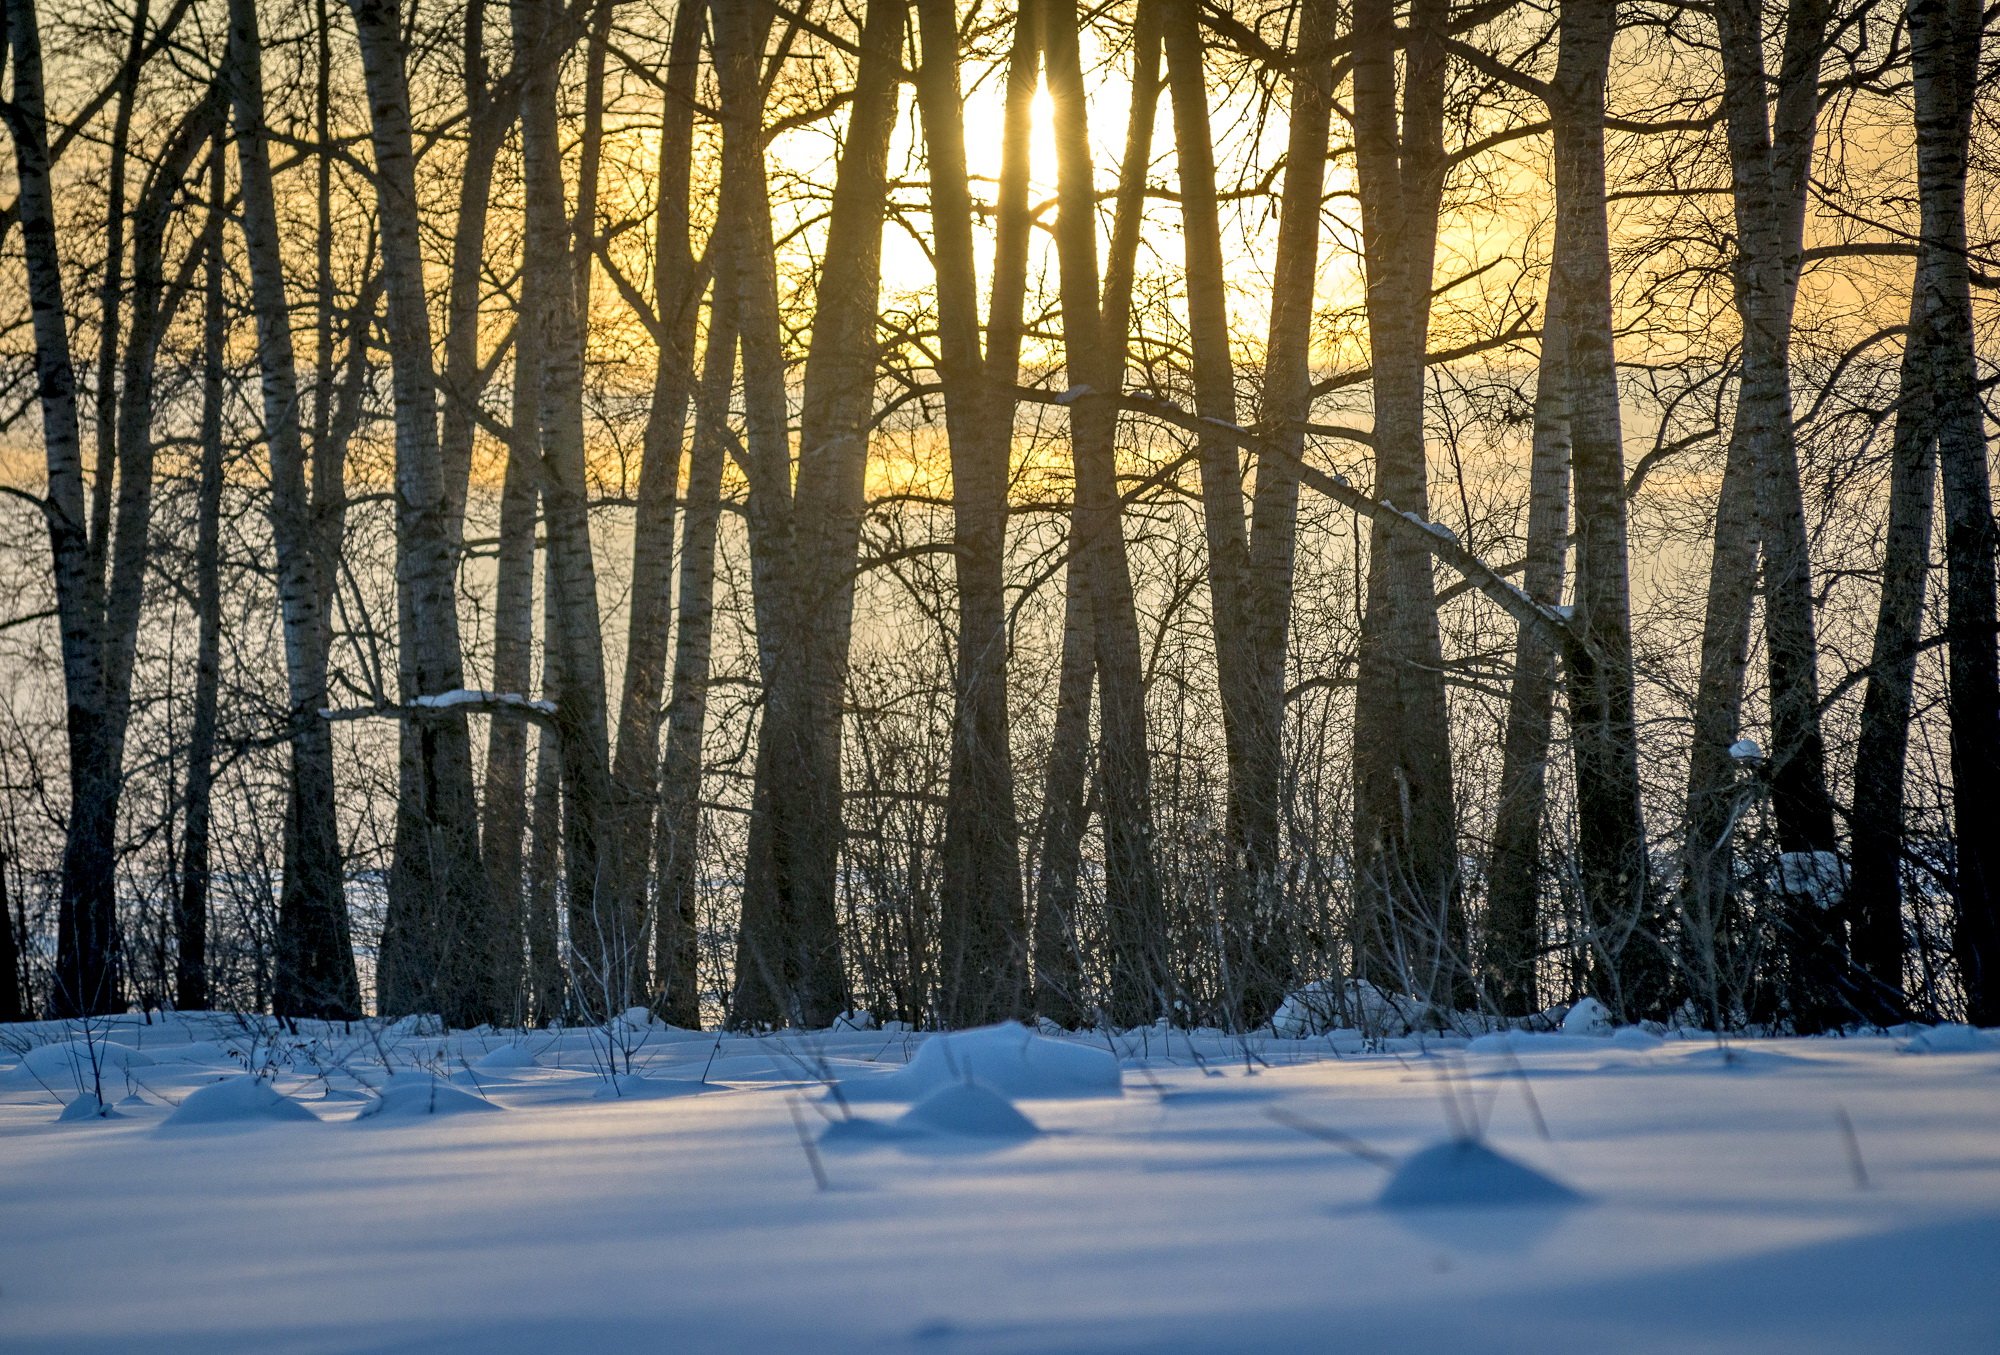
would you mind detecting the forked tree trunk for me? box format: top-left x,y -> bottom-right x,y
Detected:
1034,0 -> 1163,1028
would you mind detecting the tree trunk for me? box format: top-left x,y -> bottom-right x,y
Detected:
1485,306 -> 1569,1018
178,127 -> 227,1015
7,0 -> 119,1016
1235,0 -> 1337,1029
1847,285 -> 1934,1021
0,851 -> 22,1022
481,184 -> 545,1025
610,0 -> 705,1015
513,0 -> 625,1018
1551,0 -> 1664,1019
350,0 -> 499,1026
1909,0 -> 2000,1024
731,0 -> 901,1030
1714,0 -> 1845,1028
1349,0 -> 1466,1009
228,0 -> 361,1020
525,560 -> 567,1023
86,0 -> 150,608
655,244 -> 738,1031
440,0 -> 504,551
1044,0 -> 1169,1027
916,0 -> 1029,1027
1162,0 -> 1274,1028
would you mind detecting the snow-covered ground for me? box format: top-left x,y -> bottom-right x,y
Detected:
4,1013 -> 1998,1353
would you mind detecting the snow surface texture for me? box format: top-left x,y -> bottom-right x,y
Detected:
3,1014 -> 1999,1352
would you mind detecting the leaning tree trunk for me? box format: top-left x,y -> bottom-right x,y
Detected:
730,0 -> 901,1030
1044,0 -> 1170,1027
350,0 -> 499,1026
915,0 -> 1029,1027
1349,0 -> 1466,1010
228,0 -> 361,1020
1909,0 -> 2000,1024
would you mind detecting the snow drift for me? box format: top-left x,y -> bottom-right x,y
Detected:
839,1022 -> 1120,1101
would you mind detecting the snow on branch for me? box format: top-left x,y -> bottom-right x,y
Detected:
319,690 -> 558,727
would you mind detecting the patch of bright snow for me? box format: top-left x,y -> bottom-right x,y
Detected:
1562,997 -> 1615,1036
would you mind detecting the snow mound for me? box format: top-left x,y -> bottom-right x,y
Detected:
5,1039 -> 156,1088
1378,1138 -> 1584,1210
57,1092 -> 124,1123
163,1076 -> 318,1128
1610,1026 -> 1664,1049
1903,1024 -> 1996,1054
471,1044 -> 542,1071
356,1072 -> 502,1121
590,1074 -> 715,1100
1562,997 -> 1614,1036
385,1014 -> 444,1038
896,1082 -> 1039,1140
1273,979 -> 1420,1038
614,1006 -> 658,1032
842,1023 -> 1120,1102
